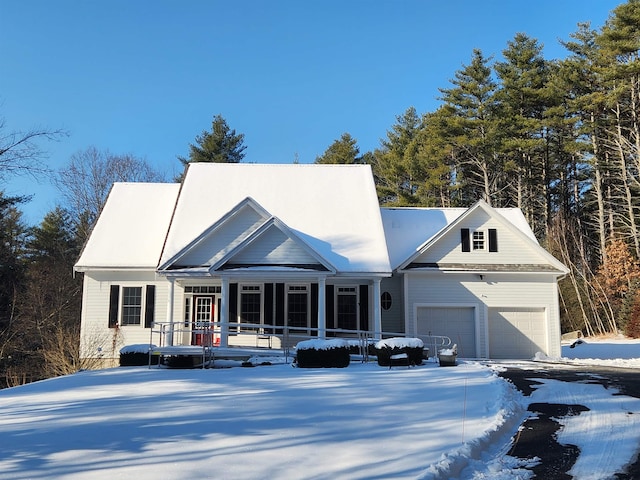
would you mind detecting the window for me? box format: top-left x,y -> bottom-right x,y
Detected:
121,287 -> 142,326
184,297 -> 191,327
472,231 -> 485,251
287,285 -> 309,330
462,228 -> 498,252
381,292 -> 392,310
336,286 -> 358,330
184,286 -> 221,294
239,285 -> 262,330
108,285 -> 155,328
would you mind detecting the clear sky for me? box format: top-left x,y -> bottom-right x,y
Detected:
1,0 -> 622,225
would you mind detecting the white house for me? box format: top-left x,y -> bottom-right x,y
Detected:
74,163 -> 568,364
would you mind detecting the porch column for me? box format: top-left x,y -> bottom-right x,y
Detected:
166,277 -> 175,346
220,277 -> 229,347
317,277 -> 326,338
373,278 -> 382,339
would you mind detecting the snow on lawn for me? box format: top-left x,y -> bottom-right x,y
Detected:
0,336 -> 638,480
0,361 -> 520,480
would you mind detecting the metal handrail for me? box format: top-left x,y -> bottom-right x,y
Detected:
148,320 -> 451,363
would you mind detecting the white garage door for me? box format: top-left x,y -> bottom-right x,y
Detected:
489,307 -> 546,359
416,307 -> 476,358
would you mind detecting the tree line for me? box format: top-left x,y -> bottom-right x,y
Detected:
1,1 -> 639,387
315,1 -> 640,339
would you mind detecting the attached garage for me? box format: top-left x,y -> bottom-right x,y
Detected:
488,307 -> 547,359
416,306 -> 476,358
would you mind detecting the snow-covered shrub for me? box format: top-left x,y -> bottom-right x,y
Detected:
374,337 -> 424,367
119,344 -> 158,366
295,339 -> 350,368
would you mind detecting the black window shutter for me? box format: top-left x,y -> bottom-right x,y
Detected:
108,285 -> 119,328
264,283 -> 274,330
144,285 -> 155,328
229,283 -> 238,323
359,285 -> 369,331
275,283 -> 285,326
461,228 -> 470,252
488,228 -> 498,252
311,283 -> 318,331
325,285 -> 335,332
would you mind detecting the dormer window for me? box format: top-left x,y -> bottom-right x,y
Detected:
472,231 -> 485,250
461,228 -> 498,252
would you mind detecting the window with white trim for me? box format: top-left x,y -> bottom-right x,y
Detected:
336,286 -> 358,330
239,284 -> 262,331
472,230 -> 485,251
287,284 -> 309,330
121,287 -> 142,326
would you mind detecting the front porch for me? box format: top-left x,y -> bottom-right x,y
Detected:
148,319 -> 453,367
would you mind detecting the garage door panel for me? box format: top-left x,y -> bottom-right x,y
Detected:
417,307 -> 476,358
489,308 -> 546,359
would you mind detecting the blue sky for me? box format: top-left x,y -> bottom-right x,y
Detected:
1,0 -> 621,225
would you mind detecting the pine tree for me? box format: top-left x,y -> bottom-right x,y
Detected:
178,115 -> 247,172
597,0 -> 640,257
372,107 -> 427,206
438,49 -> 503,206
315,133 -> 362,164
494,34 -> 551,235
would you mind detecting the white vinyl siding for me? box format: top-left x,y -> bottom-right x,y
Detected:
413,211 -> 548,266
231,227 -> 316,265
177,207 -> 266,267
79,271 -> 170,359
380,275 -> 404,335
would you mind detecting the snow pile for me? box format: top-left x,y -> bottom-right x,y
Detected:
119,344 -> 156,354
535,335 -> 640,369
375,336 -> 424,349
294,338 -> 349,350
439,344 -> 458,356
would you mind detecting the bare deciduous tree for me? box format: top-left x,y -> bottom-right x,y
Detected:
0,118 -> 67,183
55,147 -> 167,240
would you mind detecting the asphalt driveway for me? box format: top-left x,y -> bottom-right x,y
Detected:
496,363 -> 640,479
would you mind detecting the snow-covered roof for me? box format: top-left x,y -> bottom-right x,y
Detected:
74,183 -> 181,270
381,205 -> 539,270
159,163 -> 391,274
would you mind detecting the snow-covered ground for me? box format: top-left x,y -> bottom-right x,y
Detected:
0,336 -> 638,479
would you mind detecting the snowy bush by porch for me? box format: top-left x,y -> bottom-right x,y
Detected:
295,339 -> 350,368
374,337 -> 424,367
119,344 -> 158,366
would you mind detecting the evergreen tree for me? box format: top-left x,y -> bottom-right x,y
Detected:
597,0 -> 640,257
315,133 -> 362,164
561,22 -> 614,265
25,208 -> 83,378
372,107 -> 427,206
178,115 -> 247,176
494,33 -> 552,236
438,49 -> 503,206
0,194 -> 28,330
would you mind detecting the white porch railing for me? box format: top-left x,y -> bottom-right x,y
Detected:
148,320 -> 451,365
